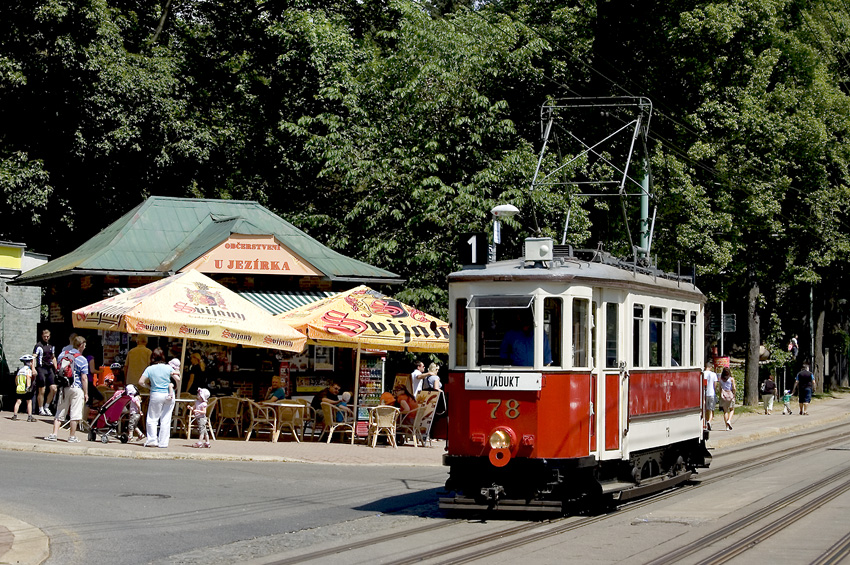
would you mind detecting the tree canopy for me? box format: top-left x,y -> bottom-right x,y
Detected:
3,0 -> 850,391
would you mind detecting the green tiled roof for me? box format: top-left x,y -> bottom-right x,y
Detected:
15,197 -> 401,285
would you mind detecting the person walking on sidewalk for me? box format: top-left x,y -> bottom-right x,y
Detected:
12,354 -> 36,422
703,361 -> 719,430
761,374 -> 777,415
791,363 -> 815,415
44,336 -> 89,443
718,367 -> 736,430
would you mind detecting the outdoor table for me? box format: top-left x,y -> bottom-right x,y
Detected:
262,401 -> 305,443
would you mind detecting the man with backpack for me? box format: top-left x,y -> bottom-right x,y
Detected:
33,328 -> 58,417
44,335 -> 89,443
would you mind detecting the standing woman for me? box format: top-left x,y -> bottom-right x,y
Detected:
185,352 -> 206,394
139,348 -> 179,448
718,367 -> 737,430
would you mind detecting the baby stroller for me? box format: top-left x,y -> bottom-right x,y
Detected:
88,389 -> 132,443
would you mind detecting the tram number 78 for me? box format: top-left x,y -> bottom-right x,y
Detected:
486,399 -> 520,419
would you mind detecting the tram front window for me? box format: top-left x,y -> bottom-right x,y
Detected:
476,307 -> 552,367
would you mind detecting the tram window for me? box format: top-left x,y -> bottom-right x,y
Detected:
633,304 -> 644,367
649,306 -> 665,367
606,303 -> 618,368
544,298 -> 562,367
455,299 -> 467,367
592,301 -> 598,369
477,307 -> 541,367
671,309 -> 685,367
573,298 -> 589,367
689,311 -> 698,366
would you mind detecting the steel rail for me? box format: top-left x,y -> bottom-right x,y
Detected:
644,467 -> 850,565
810,530 -> 850,565
692,478 -> 850,565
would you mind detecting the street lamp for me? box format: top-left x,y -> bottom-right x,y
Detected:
490,204 -> 519,261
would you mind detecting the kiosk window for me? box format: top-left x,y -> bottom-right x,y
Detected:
455,298 -> 467,367
633,304 -> 644,367
606,303 -> 619,368
649,306 -> 665,367
573,298 -> 589,367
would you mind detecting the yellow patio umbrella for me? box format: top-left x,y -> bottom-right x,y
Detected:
274,285 -> 448,353
72,270 -> 307,383
276,285 -> 448,435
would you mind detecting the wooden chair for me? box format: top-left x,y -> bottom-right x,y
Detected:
215,396 -> 243,438
367,405 -> 400,448
400,392 -> 440,447
244,400 -> 277,441
188,397 -> 217,441
318,403 -> 355,444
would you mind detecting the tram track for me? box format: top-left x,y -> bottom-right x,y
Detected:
264,425 -> 850,565
811,531 -> 850,565
645,467 -> 850,565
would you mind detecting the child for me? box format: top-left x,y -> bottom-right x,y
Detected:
336,391 -> 352,422
167,358 -> 181,399
125,384 -> 146,441
781,390 -> 793,415
13,354 -> 35,422
192,388 -> 211,448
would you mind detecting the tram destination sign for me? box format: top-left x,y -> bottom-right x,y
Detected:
465,372 -> 542,391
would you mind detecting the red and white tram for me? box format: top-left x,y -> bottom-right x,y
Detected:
440,240 -> 711,513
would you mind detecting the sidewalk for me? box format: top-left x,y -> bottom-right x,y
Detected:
0,411 -> 446,466
705,390 -> 850,450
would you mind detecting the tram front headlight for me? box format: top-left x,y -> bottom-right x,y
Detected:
489,429 -> 511,449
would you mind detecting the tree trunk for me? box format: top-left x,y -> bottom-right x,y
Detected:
814,304 -> 825,393
745,278 -> 760,406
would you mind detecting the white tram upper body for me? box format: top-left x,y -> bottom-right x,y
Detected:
441,240 -> 710,512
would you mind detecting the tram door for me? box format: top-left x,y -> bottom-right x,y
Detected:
598,296 -> 624,460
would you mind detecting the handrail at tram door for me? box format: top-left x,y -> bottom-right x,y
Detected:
620,362 -> 630,437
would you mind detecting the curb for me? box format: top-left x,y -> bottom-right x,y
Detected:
0,514 -> 49,565
0,440 -> 313,464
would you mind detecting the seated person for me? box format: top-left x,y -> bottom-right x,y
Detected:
265,376 -> 287,402
393,384 -> 419,424
310,381 -> 341,422
336,392 -> 352,422
380,391 -> 397,406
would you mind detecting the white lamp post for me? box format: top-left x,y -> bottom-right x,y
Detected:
490,204 -> 519,261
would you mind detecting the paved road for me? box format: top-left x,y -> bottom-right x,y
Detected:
0,450 -> 445,564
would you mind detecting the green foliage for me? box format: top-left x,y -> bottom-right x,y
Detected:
1,0 -> 850,337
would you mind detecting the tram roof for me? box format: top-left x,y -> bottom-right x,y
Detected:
448,251 -> 704,302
